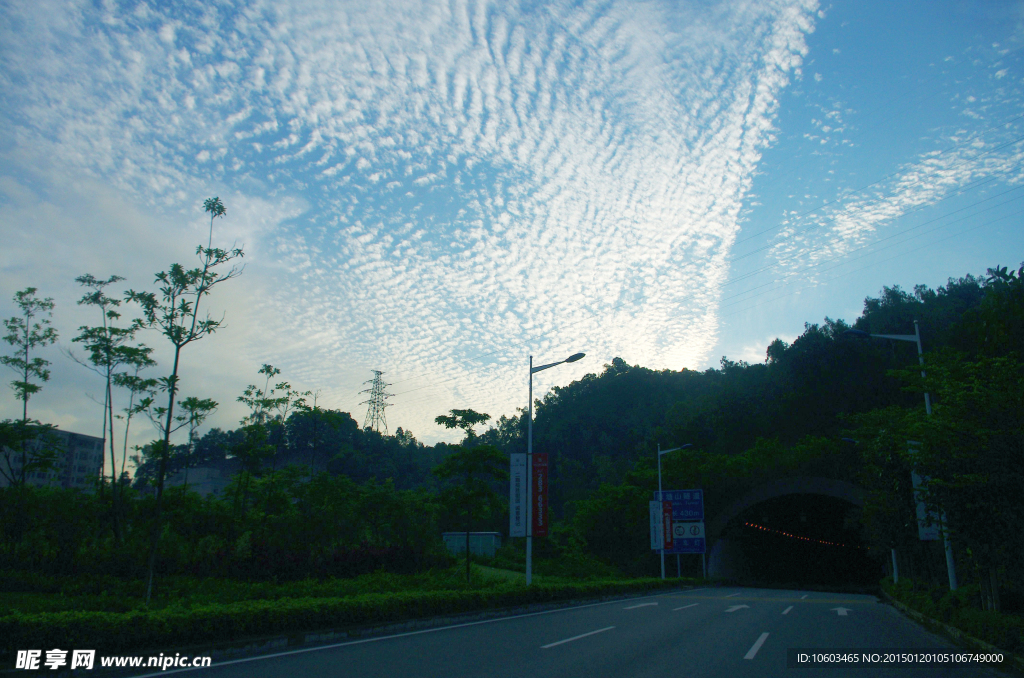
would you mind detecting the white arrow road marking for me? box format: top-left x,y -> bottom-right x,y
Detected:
724,592 -> 742,598
542,627 -> 616,649
725,605 -> 750,612
832,607 -> 851,616
624,602 -> 658,609
673,603 -> 699,611
782,606 -> 793,615
744,633 -> 770,660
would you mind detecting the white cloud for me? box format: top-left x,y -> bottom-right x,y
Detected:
1,0 -> 820,445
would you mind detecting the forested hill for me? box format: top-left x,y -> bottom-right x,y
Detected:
518,266 -> 1023,518
132,264 -> 1022,525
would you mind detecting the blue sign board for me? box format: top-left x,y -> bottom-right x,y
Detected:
654,489 -> 704,521
664,537 -> 705,554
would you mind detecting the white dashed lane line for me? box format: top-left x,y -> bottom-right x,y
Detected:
744,633 -> 770,660
542,627 -> 616,649
782,606 -> 793,615
624,602 -> 658,609
673,603 -> 699,611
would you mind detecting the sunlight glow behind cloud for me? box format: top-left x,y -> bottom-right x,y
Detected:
1,0 -> 822,441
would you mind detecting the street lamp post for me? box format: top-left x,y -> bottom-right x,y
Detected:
657,443 -> 692,580
844,320 -> 957,590
526,351 -> 585,586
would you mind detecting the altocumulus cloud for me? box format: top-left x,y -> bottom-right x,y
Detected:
1,0 -> 819,442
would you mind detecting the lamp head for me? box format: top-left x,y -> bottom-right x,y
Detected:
565,352 -> 585,363
843,329 -> 870,339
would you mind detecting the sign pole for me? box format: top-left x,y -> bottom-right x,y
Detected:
658,444 -> 665,580
526,356 -> 533,586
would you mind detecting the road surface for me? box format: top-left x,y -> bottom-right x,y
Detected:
132,586 -> 1005,678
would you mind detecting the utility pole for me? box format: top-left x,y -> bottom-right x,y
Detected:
360,370 -> 393,434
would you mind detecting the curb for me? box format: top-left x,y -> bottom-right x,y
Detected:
880,590 -> 1024,675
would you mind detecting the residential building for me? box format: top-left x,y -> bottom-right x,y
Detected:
0,429 -> 105,492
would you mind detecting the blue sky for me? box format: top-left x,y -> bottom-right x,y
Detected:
1,0 -> 1023,458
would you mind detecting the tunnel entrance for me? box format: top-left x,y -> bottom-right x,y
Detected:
717,493 -> 881,588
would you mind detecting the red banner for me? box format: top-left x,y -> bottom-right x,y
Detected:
532,453 -> 548,537
662,501 -> 674,550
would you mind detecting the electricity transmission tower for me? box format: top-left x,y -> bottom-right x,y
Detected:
360,370 -> 393,434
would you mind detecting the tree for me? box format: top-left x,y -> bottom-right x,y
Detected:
113,365 -> 159,486
434,408 -> 491,446
175,396 -> 218,492
1,288 -> 60,491
233,364 -> 302,511
2,288 -> 58,424
293,391 -> 332,479
433,409 -> 506,582
71,273 -> 156,543
126,197 -> 243,603
892,349 -> 1024,610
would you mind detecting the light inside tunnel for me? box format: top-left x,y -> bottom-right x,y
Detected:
743,521 -> 869,550
717,494 -> 881,587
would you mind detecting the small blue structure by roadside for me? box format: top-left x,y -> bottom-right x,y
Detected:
442,532 -> 502,558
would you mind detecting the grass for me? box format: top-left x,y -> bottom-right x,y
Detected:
470,564 -> 527,583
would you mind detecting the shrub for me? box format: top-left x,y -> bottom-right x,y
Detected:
883,577 -> 1024,654
0,578 -> 690,660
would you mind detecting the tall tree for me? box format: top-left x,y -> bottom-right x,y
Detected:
433,409 -> 505,582
113,364 -> 159,485
126,197 -> 243,603
2,288 -> 58,425
234,364 -> 288,511
72,274 -> 156,543
1,288 -> 60,489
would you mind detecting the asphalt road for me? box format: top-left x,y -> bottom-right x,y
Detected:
134,587 -> 1006,678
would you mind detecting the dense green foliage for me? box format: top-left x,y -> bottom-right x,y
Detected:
0,473 -> 452,582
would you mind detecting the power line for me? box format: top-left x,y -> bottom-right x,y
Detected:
730,129 -> 1024,264
719,208 -> 1022,319
720,183 -> 1024,303
731,111 -> 1024,252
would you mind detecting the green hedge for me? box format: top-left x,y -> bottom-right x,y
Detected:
882,578 -> 1024,654
1,578 -> 690,659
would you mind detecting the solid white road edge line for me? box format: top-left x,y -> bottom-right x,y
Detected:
782,606 -> 793,615
542,626 -> 616,649
124,591 -> 682,677
673,604 -> 699,611
744,633 -> 770,660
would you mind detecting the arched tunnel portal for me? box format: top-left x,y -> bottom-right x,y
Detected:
707,477 -> 882,587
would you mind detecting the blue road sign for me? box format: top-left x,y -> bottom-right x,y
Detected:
664,537 -> 705,554
654,489 -> 704,521
665,521 -> 706,554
